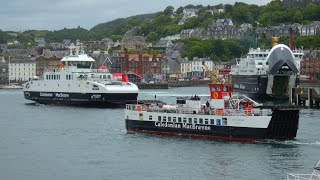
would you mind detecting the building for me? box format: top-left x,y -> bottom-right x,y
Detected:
191,57 -> 213,77
300,22 -> 320,36
121,36 -> 147,51
9,59 -> 36,82
300,50 -> 320,79
0,56 -> 8,84
120,54 -> 162,82
35,56 -> 62,76
180,58 -> 192,78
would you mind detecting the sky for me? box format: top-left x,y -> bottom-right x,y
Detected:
0,0 -> 270,31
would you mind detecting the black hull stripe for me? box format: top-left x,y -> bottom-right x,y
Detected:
125,119 -> 266,141
24,91 -> 138,106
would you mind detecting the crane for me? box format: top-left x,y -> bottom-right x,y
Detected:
202,62 -> 230,85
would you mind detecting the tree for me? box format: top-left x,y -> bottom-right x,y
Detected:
176,6 -> 184,14
293,10 -> 303,23
164,6 -> 174,15
146,32 -> 158,43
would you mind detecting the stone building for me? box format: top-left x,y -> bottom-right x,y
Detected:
300,50 -> 320,79
120,53 -> 162,82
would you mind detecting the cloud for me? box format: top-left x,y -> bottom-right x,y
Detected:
0,0 -> 270,31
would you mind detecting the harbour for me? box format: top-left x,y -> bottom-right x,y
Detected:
0,87 -> 319,180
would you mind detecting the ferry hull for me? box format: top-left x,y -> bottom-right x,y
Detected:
125,108 -> 299,142
24,91 -> 138,107
126,120 -> 265,142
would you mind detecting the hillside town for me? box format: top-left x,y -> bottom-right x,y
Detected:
1,1 -> 320,86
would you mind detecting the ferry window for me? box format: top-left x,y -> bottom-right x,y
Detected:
210,119 -> 215,125
222,118 -> 227,126
103,75 -> 107,79
66,75 -> 68,80
173,117 -> 177,122
158,116 -> 161,121
107,75 -> 111,79
199,118 -> 203,124
46,75 -> 48,80
168,116 -> 172,122
188,118 -> 192,124
194,118 -> 197,124
183,117 -> 187,123
149,115 -> 152,120
163,116 -> 167,122
178,117 -> 182,123
258,62 -> 263,65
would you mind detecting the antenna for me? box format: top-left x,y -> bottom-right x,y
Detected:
103,56 -> 112,65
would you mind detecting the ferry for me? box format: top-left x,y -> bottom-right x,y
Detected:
23,43 -> 138,107
124,74 -> 300,142
231,43 -> 304,99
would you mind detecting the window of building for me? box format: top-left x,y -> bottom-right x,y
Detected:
158,116 -> 161,121
188,118 -> 192,124
210,119 -> 214,125
178,117 -> 182,123
163,116 -> 167,122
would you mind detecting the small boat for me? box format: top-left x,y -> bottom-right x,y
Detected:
124,67 -> 300,142
1,84 -> 23,89
287,160 -> 320,180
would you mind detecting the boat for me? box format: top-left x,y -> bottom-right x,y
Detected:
124,68 -> 300,142
287,160 -> 320,180
23,43 -> 138,107
230,42 -> 304,99
1,83 -> 23,89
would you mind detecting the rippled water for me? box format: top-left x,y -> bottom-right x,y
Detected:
0,87 -> 319,180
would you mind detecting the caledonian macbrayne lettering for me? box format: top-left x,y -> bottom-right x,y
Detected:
154,122 -> 211,130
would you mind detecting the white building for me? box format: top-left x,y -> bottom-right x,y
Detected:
192,57 -> 214,77
180,58 -> 192,78
9,59 -> 36,82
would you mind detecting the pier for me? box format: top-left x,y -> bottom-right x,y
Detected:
290,81 -> 320,108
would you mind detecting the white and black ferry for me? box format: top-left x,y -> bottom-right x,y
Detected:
23,44 -> 138,107
231,44 -> 304,99
125,83 -> 299,142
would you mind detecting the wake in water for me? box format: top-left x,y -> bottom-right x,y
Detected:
258,139 -> 320,146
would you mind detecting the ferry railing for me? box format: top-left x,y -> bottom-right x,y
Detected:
125,104 -> 272,116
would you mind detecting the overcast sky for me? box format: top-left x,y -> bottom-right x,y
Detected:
0,0 -> 270,31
